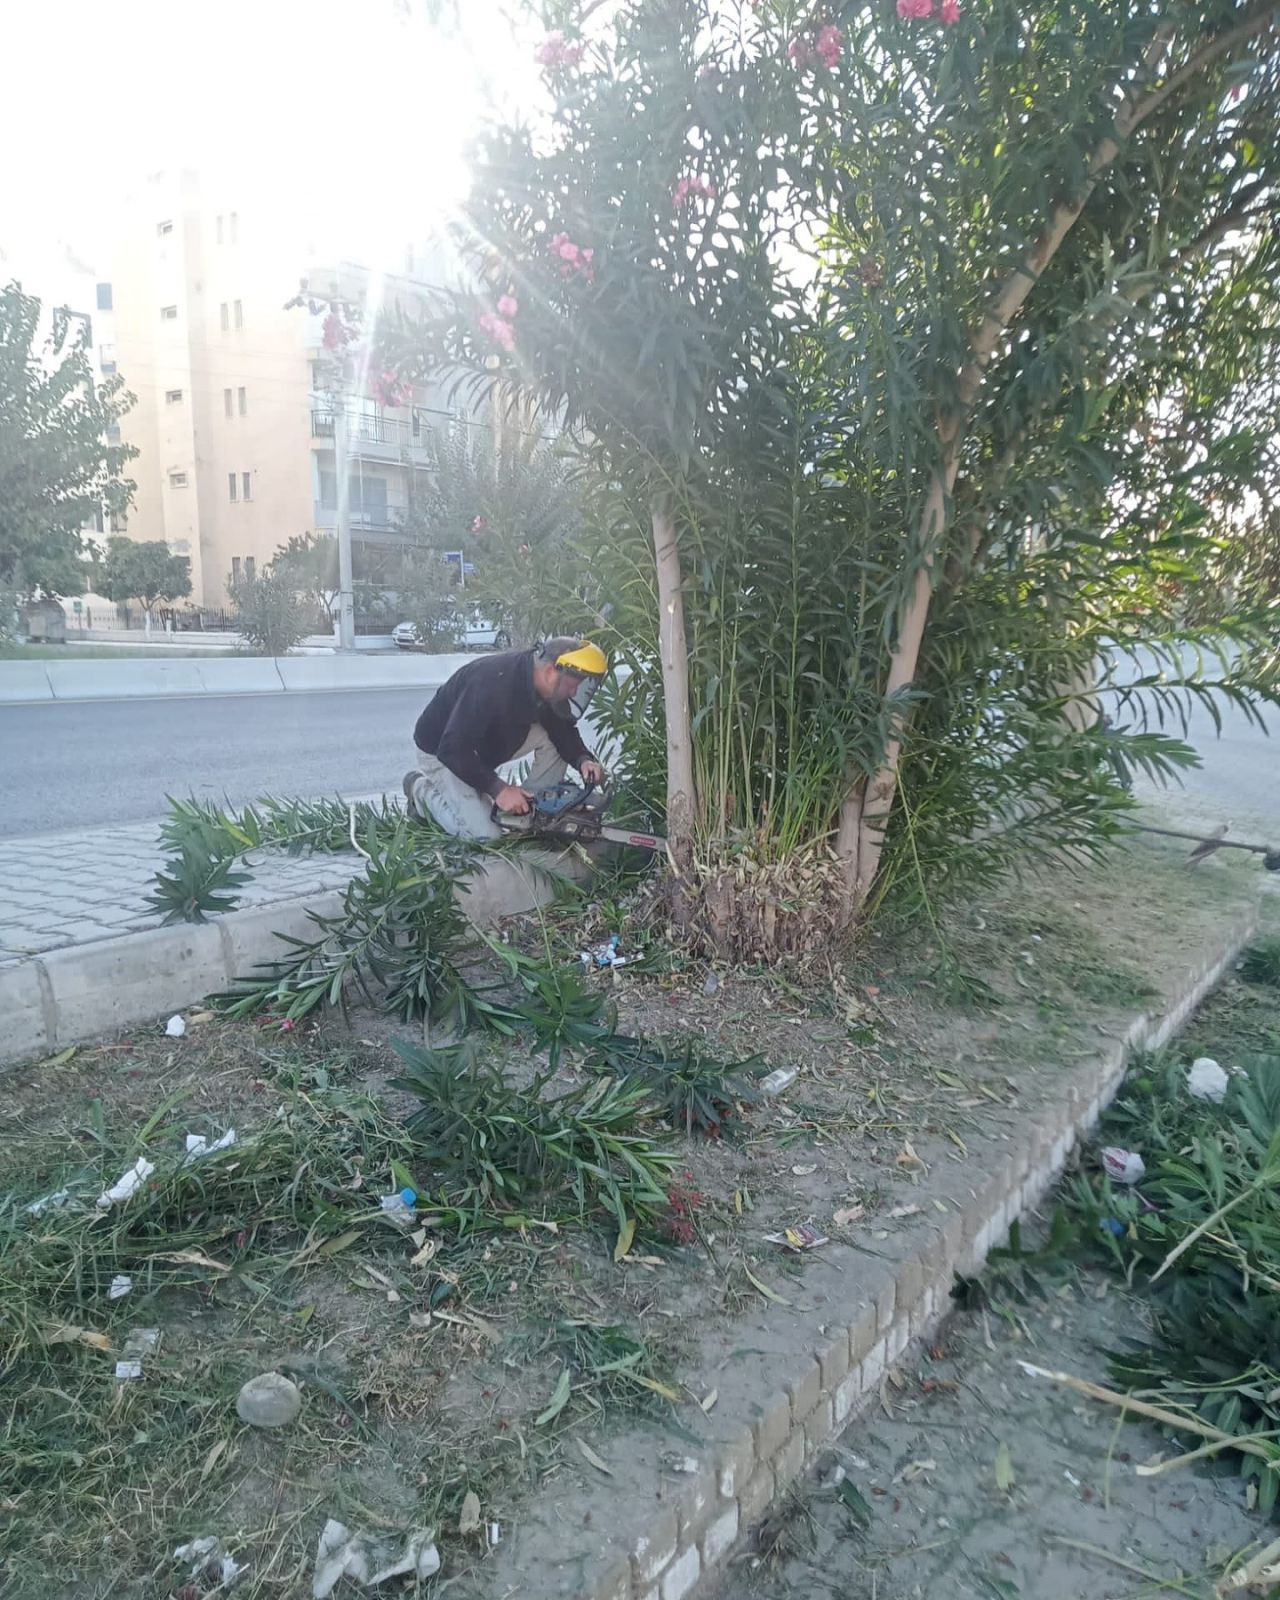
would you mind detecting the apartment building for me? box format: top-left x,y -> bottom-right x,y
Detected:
94,172 -> 467,609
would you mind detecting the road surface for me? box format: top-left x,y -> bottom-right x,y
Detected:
0,677 -> 1273,842
0,687 -> 430,838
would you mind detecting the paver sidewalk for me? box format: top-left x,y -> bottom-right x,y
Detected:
0,818 -> 363,965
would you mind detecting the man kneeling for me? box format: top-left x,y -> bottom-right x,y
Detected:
404,637 -> 608,839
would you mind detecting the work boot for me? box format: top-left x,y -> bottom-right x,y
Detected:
402,769 -> 425,820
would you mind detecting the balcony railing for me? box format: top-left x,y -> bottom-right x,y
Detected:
311,407 -> 432,456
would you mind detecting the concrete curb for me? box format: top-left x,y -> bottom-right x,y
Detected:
0,652 -> 476,704
0,845 -> 593,1063
494,906 -> 1259,1600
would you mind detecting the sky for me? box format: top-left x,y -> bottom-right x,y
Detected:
1,0 -> 537,280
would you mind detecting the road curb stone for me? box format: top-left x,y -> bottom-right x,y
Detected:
487,906 -> 1257,1600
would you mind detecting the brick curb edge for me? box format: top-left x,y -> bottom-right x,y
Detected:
553,908 -> 1259,1600
0,847 -> 591,1064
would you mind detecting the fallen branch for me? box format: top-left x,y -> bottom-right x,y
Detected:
1135,1427 -> 1280,1478
1016,1361 -> 1280,1467
1150,1175 -> 1275,1283
1218,1533 -> 1280,1595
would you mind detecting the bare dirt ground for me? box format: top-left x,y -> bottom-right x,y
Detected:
709,1265 -> 1262,1600
709,943 -> 1280,1600
0,835 -> 1266,1599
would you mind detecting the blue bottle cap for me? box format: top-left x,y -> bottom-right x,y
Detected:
399,1187 -> 417,1207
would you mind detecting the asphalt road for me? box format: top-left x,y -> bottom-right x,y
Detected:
0,677 -> 1273,842
0,687 -> 431,838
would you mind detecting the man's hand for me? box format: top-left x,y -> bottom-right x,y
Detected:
495,783 -> 533,815
580,760 -> 607,786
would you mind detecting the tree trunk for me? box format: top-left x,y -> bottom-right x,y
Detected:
651,496 -> 696,875
832,9 -> 1274,911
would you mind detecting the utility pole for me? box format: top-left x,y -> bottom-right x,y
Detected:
334,403 -> 355,651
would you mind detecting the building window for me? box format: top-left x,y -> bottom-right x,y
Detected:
233,300 -> 243,330
242,471 -> 252,501
165,388 -> 183,404
106,423 -> 122,442
237,386 -> 247,416
171,538 -> 191,554
160,305 -> 178,320
230,212 -> 239,243
224,388 -> 233,418
216,214 -> 223,244
244,555 -> 256,580
157,219 -> 173,236
100,357 -> 117,376
220,302 -> 230,331
96,282 -> 113,311
93,508 -> 105,533
169,471 -> 188,488
232,556 -> 241,581
228,473 -> 238,502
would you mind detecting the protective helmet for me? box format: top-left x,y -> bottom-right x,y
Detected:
536,636 -> 608,720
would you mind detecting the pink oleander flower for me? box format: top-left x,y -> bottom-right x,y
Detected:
673,174 -> 717,208
940,0 -> 960,21
496,294 -> 518,317
369,369 -> 411,408
815,23 -> 843,64
788,36 -> 813,65
697,62 -> 720,80
898,0 -> 933,17
472,515 -> 487,532
322,311 -> 353,350
549,231 -> 595,281
535,30 -> 585,67
1229,82 -> 1246,103
478,311 -> 516,352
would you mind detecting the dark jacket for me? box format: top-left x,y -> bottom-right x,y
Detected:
413,648 -> 592,799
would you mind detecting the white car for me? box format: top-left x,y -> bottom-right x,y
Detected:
392,615 -> 510,652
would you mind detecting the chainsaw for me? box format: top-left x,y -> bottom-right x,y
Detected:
493,781 -> 667,853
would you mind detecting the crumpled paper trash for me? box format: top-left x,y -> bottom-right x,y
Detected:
184,1129 -> 237,1162
165,1014 -> 187,1038
97,1158 -> 156,1209
312,1519 -> 440,1597
1102,1146 -> 1146,1185
1187,1056 -> 1230,1104
174,1535 -> 245,1591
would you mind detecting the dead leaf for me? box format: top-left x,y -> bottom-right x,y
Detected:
459,1491 -> 482,1535
896,1141 -> 925,1170
995,1443 -> 1014,1492
699,1389 -> 718,1413
790,1164 -> 817,1177
44,1324 -> 111,1352
410,1237 -> 439,1267
35,1046 -> 77,1069
200,1438 -> 231,1481
614,1216 -> 636,1263
576,1438 -> 613,1477
743,1263 -> 792,1307
833,1205 -> 865,1227
888,1204 -> 923,1220
187,1009 -> 215,1025
149,1248 -> 231,1273
896,1458 -> 937,1483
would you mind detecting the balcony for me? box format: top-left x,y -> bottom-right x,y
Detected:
313,504 -> 419,547
311,406 -> 433,464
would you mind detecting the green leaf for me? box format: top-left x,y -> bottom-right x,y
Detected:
536,1367 -> 573,1426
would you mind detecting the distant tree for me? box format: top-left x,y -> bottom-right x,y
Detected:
397,425 -> 592,646
0,281 -> 136,599
98,537 -> 191,627
386,546 -> 463,650
273,531 -> 341,619
228,564 -> 309,656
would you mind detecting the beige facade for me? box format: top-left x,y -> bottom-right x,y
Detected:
96,176 -> 466,610
99,171 -> 314,605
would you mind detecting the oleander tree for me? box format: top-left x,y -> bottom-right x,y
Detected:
383,0 -> 1280,955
